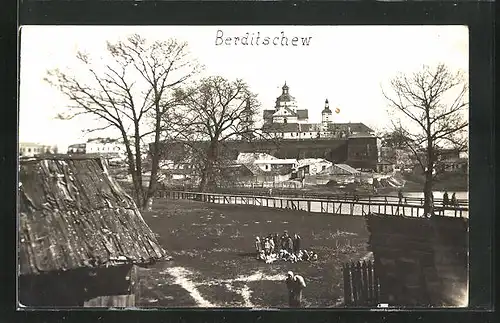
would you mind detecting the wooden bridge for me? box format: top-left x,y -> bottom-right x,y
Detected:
155,190 -> 469,218
213,189 -> 468,208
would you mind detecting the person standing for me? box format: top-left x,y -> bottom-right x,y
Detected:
264,238 -> 271,256
269,236 -> 275,255
255,237 -> 262,256
293,233 -> 301,254
286,235 -> 294,254
281,230 -> 290,250
451,192 -> 457,207
398,190 -> 404,204
285,271 -> 307,307
443,191 -> 449,206
273,233 -> 280,249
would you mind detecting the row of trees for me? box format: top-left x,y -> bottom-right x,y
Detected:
47,34 -> 468,216
46,34 -> 261,209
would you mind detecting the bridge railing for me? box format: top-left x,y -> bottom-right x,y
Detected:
214,189 -> 468,207
155,190 -> 468,218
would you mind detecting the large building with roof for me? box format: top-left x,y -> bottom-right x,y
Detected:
153,82 -> 380,171
261,82 -> 375,140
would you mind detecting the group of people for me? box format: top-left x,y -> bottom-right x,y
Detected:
254,230 -> 318,264
443,191 -> 459,207
397,190 -> 460,208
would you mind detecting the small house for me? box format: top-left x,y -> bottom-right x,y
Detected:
18,155 -> 169,307
377,159 -> 395,174
441,157 -> 468,173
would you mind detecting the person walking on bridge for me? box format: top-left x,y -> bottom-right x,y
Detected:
398,190 -> 404,204
443,191 -> 449,206
451,193 -> 457,207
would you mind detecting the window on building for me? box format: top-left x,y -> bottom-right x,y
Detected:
284,118 -> 287,124
28,148 -> 31,152
265,165 -> 269,170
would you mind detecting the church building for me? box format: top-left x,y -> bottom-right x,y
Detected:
261,82 -> 374,140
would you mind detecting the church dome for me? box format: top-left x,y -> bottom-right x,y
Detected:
276,82 -> 296,104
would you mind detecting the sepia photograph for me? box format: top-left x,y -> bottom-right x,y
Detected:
18,25 -> 469,309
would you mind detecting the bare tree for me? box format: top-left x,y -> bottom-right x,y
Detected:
45,34 -> 201,209
382,64 -> 468,216
173,76 -> 260,192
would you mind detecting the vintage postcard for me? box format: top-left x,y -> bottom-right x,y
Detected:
18,25 -> 468,309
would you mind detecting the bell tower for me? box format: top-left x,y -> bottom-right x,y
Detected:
321,99 -> 332,130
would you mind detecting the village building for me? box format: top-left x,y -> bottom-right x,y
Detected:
313,163 -> 362,185
85,137 -> 126,157
67,143 -> 87,154
67,138 -> 126,158
18,155 -> 168,307
296,158 -> 333,179
19,142 -> 53,157
220,153 -> 300,187
440,157 -> 468,173
377,159 -> 395,174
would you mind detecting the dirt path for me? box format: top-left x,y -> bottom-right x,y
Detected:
163,267 -> 216,307
164,266 -> 287,308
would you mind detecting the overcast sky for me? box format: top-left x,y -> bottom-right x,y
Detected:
19,25 -> 468,150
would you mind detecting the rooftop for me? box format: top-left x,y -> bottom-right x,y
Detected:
254,159 -> 298,165
18,155 -> 168,276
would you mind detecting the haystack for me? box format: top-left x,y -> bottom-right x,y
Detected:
18,155 -> 169,307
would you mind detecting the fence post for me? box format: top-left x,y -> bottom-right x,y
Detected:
361,261 -> 369,305
367,260 -> 374,304
373,261 -> 380,304
343,264 -> 352,306
351,262 -> 358,306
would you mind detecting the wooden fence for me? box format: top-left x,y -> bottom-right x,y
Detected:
343,260 -> 380,306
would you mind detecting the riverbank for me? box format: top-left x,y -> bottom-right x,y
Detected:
401,172 -> 468,192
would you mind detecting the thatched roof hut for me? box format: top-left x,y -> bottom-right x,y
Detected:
18,155 -> 169,307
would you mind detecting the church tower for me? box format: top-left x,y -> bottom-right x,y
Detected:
321,99 -> 332,130
242,97 -> 253,130
241,97 -> 255,140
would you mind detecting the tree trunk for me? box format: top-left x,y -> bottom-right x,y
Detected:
423,171 -> 434,217
198,141 -> 218,192
133,126 -> 145,208
122,133 -> 143,207
143,112 -> 162,210
423,106 -> 434,217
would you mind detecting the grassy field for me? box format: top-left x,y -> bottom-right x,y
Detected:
136,199 -> 370,308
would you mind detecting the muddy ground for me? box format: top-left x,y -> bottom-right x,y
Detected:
136,199 -> 370,308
